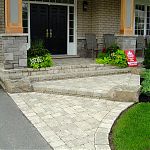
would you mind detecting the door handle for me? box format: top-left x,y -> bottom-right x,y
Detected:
50,29 -> 52,38
46,29 -> 49,38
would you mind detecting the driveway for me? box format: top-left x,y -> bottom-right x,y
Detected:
9,92 -> 133,150
0,87 -> 53,150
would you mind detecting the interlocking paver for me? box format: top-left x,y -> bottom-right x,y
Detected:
9,92 -> 133,149
33,74 -> 140,101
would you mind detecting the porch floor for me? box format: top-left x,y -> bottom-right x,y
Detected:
53,58 -> 96,66
53,57 -> 144,66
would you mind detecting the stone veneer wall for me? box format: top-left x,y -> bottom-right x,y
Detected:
77,0 -> 121,57
116,35 -> 137,51
0,37 -> 3,65
0,0 -> 5,64
0,35 -> 28,69
0,0 -> 5,34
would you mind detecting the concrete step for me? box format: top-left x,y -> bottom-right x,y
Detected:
29,67 -> 131,82
32,74 -> 140,102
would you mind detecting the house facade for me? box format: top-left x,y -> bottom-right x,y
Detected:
0,0 -> 149,69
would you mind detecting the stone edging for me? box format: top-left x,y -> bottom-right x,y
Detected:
94,102 -> 134,150
108,103 -> 135,150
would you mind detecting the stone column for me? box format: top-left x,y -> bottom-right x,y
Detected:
0,0 -> 28,69
116,0 -> 136,51
5,0 -> 23,33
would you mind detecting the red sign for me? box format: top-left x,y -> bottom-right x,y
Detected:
125,50 -> 138,67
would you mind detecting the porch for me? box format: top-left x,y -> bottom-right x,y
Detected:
0,0 -> 146,69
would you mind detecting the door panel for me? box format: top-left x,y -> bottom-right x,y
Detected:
30,4 -> 67,55
48,5 -> 67,54
30,4 -> 48,44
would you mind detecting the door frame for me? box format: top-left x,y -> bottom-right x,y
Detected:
25,1 -> 77,56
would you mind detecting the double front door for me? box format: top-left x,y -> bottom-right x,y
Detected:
30,4 -> 67,55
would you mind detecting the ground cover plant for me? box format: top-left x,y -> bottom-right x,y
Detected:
96,45 -> 128,68
27,40 -> 53,69
112,103 -> 150,150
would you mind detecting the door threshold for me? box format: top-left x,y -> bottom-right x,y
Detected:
52,55 -> 80,59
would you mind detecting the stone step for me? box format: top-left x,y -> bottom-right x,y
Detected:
32,74 -> 140,102
5,64 -> 113,79
29,68 -> 131,82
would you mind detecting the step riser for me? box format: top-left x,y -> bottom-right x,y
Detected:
33,85 -> 139,102
33,87 -> 110,100
29,69 -> 131,82
4,65 -> 109,79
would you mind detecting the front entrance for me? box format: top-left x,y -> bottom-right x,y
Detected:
30,4 -> 67,55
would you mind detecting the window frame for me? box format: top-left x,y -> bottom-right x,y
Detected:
135,3 -> 150,36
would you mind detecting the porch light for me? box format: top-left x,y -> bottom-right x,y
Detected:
83,0 -> 88,12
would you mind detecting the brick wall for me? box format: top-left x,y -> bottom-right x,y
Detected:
0,0 -> 5,34
92,0 -> 121,48
77,0 -> 121,53
77,0 -> 92,38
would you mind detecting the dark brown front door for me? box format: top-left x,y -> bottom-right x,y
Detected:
30,4 -> 67,55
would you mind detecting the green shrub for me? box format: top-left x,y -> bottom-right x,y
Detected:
143,43 -> 150,69
27,39 -> 53,69
110,49 -> 128,68
141,79 -> 150,96
97,52 -> 108,59
28,54 -> 53,69
96,56 -> 111,64
140,70 -> 150,96
27,39 -> 50,57
96,49 -> 127,68
27,48 -> 49,58
140,69 -> 150,79
106,43 -> 120,56
31,39 -> 45,49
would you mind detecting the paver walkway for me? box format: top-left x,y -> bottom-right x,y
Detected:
9,92 -> 133,150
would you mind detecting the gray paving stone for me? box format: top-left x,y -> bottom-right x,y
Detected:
33,74 -> 140,102
9,92 -> 133,149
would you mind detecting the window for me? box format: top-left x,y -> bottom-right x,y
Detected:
69,6 -> 74,42
23,0 -> 74,4
22,2 -> 28,33
135,4 -> 150,35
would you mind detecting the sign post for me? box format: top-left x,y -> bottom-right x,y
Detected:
125,50 -> 138,67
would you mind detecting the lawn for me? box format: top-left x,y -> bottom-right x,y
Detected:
112,103 -> 150,150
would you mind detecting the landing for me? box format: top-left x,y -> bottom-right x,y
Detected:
53,58 -> 96,66
33,74 -> 140,101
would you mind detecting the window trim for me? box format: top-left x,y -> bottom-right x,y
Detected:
135,3 -> 150,36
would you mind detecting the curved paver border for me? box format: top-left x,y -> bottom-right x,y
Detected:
94,102 -> 134,150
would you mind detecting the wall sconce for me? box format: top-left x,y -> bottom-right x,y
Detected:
83,0 -> 88,12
